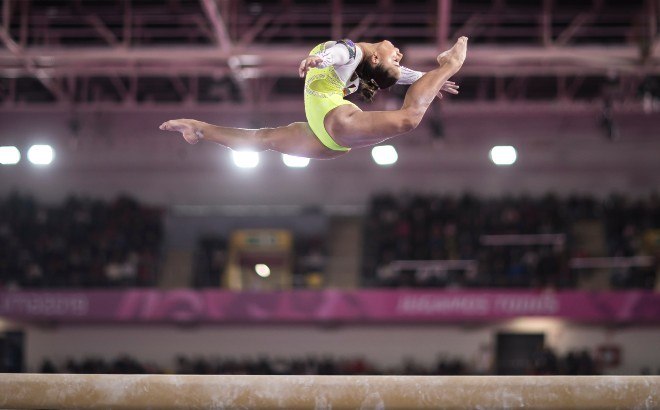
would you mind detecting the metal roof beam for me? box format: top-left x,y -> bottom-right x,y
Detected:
85,14 -> 119,47
200,0 -> 232,52
0,21 -> 68,102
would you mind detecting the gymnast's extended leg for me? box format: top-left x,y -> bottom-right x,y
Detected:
158,120 -> 344,159
325,36 -> 468,149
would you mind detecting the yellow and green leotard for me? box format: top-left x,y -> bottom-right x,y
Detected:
303,42 -> 358,152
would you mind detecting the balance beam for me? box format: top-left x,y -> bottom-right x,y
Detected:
1,374 -> 658,409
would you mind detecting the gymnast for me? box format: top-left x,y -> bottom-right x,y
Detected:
160,36 -> 468,159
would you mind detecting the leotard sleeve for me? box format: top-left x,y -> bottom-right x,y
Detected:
397,66 -> 424,85
313,41 -> 355,69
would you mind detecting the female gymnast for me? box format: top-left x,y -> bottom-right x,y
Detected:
159,36 -> 468,159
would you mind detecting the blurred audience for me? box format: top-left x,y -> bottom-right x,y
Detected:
363,193 -> 660,289
193,236 -> 227,288
2,191 -> 658,290
529,348 -> 598,375
36,348 -> 607,375
0,192 -> 163,288
292,235 -> 327,288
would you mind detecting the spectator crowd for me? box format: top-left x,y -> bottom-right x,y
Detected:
363,193 -> 660,289
1,191 -> 659,291
0,192 -> 163,288
36,348 -> 604,376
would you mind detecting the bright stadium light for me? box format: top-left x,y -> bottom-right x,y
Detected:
489,145 -> 517,166
0,146 -> 20,165
231,150 -> 259,168
371,145 -> 398,166
27,144 -> 54,165
282,154 -> 310,168
255,264 -> 271,278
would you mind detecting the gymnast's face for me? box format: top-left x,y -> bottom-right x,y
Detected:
373,40 -> 403,81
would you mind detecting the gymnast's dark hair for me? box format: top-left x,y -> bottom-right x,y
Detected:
354,60 -> 398,102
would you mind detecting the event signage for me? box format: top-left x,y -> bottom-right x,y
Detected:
0,290 -> 658,324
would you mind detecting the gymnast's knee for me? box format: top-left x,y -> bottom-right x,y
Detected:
398,109 -> 424,133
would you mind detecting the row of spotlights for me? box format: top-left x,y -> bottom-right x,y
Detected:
232,151 -> 314,169
0,145 -> 54,165
0,144 -> 517,168
231,152 -> 313,169
233,145 -> 517,168
232,147 -> 397,169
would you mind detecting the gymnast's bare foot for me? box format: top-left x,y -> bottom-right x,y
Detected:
437,36 -> 468,70
159,119 -> 204,144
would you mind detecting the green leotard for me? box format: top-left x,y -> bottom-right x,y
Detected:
303,42 -> 357,152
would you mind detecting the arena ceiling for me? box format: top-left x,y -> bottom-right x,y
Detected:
0,0 -> 658,114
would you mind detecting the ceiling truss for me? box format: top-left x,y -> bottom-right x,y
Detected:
0,0 -> 658,113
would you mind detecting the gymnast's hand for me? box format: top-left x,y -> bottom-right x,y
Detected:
299,56 -> 323,77
437,81 -> 459,99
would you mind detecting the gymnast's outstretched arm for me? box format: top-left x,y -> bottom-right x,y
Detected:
398,66 -> 459,99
